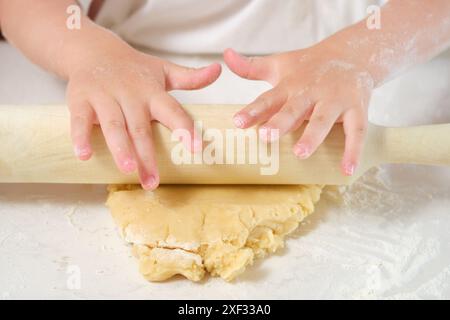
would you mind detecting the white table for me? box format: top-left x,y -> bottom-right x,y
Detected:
1,42 -> 449,299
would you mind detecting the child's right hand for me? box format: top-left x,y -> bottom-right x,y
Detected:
66,43 -> 221,190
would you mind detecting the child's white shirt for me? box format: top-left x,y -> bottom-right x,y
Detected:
89,0 -> 384,54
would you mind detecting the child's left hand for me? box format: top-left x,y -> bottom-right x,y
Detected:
224,45 -> 374,176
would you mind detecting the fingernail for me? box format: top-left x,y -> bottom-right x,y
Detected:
233,115 -> 246,128
294,143 -> 310,159
344,163 -> 355,176
74,145 -> 91,159
122,158 -> 137,173
143,175 -> 158,190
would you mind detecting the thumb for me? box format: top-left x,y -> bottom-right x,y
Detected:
164,61 -> 222,91
223,48 -> 276,84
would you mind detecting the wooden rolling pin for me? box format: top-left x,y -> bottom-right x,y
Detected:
0,104 -> 449,185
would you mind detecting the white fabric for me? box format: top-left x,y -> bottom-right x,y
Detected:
95,0 -> 383,55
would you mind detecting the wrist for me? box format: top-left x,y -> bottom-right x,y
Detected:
307,40 -> 374,86
59,23 -> 135,79
319,26 -> 389,87
320,36 -> 369,66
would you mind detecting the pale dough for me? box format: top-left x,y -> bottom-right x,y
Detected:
106,184 -> 322,282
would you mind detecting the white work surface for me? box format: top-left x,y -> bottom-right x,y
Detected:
0,42 -> 449,299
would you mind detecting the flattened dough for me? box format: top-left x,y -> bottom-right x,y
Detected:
106,184 -> 322,282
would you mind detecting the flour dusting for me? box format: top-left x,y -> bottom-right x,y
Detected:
293,165 -> 450,299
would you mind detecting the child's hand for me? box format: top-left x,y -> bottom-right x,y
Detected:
67,45 -> 221,189
224,46 -> 374,176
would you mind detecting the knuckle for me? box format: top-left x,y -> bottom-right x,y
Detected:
312,113 -> 327,124
283,103 -> 301,117
353,125 -> 367,136
69,98 -> 91,111
183,82 -> 196,90
72,134 -> 88,144
130,124 -> 150,139
105,119 -> 125,131
246,57 -> 256,77
345,148 -> 361,160
256,96 -> 272,110
299,135 -> 313,146
71,113 -> 91,124
138,155 -> 154,164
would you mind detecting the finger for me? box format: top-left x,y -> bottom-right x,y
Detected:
259,94 -> 314,142
92,95 -> 137,174
341,109 -> 368,176
293,102 -> 340,159
232,88 -> 287,129
120,99 -> 159,190
164,61 -> 222,91
223,48 -> 277,84
149,92 -> 202,153
68,100 -> 95,161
